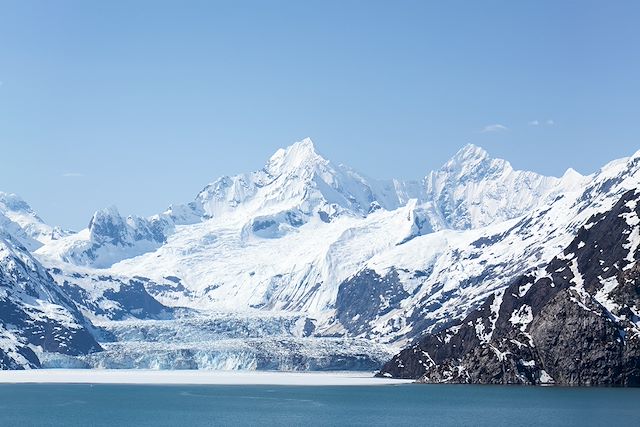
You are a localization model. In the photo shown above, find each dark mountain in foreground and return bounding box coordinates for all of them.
[378,190,640,386]
[0,228,102,369]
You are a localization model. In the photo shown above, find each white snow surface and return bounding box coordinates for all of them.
[0,192,69,250]
[7,140,640,369]
[36,140,640,344]
[0,369,412,385]
[38,206,174,268]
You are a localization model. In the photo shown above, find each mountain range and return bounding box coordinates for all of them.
[1,139,638,384]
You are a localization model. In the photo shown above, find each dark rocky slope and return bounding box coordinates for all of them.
[378,190,640,386]
[50,269,174,321]
[0,232,102,369]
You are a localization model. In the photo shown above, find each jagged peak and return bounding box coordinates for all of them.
[293,136,317,152]
[561,167,584,181]
[556,167,588,192]
[562,167,580,177]
[88,206,124,229]
[0,191,53,237]
[451,143,490,163]
[266,137,327,174]
[437,144,511,181]
[0,192,35,215]
[93,205,122,218]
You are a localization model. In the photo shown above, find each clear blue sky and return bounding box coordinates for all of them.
[1,1,639,230]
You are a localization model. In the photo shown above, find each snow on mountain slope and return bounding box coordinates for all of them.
[38,139,581,272]
[108,200,431,315]
[38,139,423,268]
[34,140,596,347]
[0,192,69,249]
[379,188,640,385]
[38,207,175,268]
[0,229,101,369]
[15,139,640,373]
[424,144,585,230]
[333,148,640,345]
[187,138,419,221]
[0,212,41,252]
[47,264,175,323]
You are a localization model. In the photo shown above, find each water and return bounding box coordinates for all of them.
[0,384,638,426]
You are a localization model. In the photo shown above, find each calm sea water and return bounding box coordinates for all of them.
[0,384,637,426]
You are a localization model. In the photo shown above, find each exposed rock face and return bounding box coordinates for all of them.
[0,233,102,369]
[51,269,173,321]
[379,190,640,386]
[335,269,409,336]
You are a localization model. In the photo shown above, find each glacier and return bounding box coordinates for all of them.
[5,138,640,371]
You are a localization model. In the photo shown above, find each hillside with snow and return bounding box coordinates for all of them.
[2,138,640,374]
[0,226,101,368]
[37,140,585,317]
[379,188,640,386]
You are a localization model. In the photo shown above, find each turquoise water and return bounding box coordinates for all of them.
[0,384,638,426]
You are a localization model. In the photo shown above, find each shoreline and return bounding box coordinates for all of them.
[0,369,414,386]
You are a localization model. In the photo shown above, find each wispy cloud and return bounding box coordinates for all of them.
[529,119,554,126]
[480,124,508,133]
[62,172,84,178]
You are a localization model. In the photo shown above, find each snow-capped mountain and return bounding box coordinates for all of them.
[379,188,640,386]
[0,192,70,251]
[35,140,585,322]
[424,144,585,230]
[41,206,175,268]
[4,138,640,376]
[332,146,640,344]
[187,138,418,221]
[0,211,40,253]
[0,229,101,369]
[38,140,582,271]
[40,139,422,269]
[35,140,590,341]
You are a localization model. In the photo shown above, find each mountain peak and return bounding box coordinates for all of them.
[450,144,490,164]
[0,191,58,247]
[91,205,122,221]
[439,144,509,180]
[562,167,583,181]
[294,137,316,151]
[266,137,325,174]
[87,206,127,239]
[425,144,571,230]
[0,192,36,215]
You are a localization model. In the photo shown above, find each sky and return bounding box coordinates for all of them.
[1,1,639,230]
